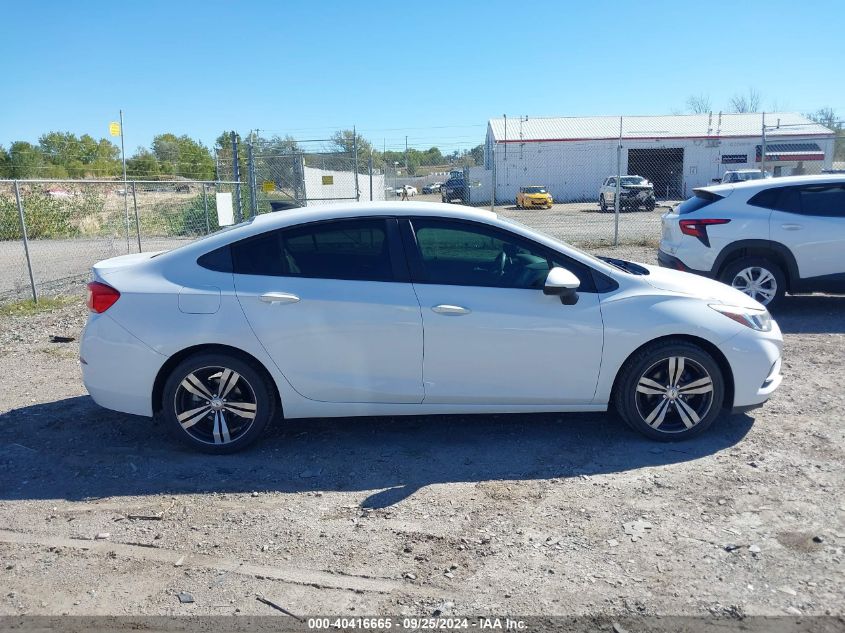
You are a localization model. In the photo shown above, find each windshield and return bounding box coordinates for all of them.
[621,177,646,186]
[736,171,766,181]
[522,187,548,194]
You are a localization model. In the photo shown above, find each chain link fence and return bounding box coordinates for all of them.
[0,179,239,303]
[2,113,837,304]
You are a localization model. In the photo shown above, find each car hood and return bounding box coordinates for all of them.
[641,264,764,309]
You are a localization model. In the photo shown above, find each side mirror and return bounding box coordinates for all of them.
[543,267,580,305]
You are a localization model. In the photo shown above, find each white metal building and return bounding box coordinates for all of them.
[479,112,836,203]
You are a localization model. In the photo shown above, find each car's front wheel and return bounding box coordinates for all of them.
[161,352,276,453]
[599,195,607,212]
[719,257,785,308]
[614,340,725,441]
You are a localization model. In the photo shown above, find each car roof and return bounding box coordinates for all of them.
[702,173,845,194]
[157,201,621,278]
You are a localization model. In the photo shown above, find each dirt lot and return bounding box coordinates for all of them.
[0,246,843,618]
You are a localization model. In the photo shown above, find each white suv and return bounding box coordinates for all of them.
[659,175,845,307]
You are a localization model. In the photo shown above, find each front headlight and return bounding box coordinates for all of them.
[709,304,772,332]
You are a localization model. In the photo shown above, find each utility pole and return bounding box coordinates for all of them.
[231,132,242,223]
[761,112,767,174]
[404,135,408,172]
[118,110,130,251]
[353,125,360,202]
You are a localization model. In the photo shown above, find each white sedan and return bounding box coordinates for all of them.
[81,202,783,453]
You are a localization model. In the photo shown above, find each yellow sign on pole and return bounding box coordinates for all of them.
[322,175,334,185]
[109,122,121,137]
[262,180,276,193]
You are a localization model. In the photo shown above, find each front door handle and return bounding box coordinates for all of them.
[781,223,803,231]
[431,304,471,316]
[260,292,300,305]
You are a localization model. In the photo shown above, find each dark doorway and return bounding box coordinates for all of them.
[628,148,684,199]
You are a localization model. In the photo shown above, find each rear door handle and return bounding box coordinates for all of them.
[431,304,471,316]
[260,292,300,304]
[781,223,803,231]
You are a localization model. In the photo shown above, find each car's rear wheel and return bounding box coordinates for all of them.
[614,340,724,441]
[162,352,276,453]
[719,257,785,308]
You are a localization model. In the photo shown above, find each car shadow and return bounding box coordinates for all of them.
[774,294,845,334]
[0,396,753,507]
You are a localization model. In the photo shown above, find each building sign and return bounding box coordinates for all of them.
[721,154,747,164]
[261,180,276,193]
[109,122,121,137]
[321,175,334,185]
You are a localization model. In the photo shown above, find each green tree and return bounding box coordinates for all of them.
[0,145,9,177]
[8,141,44,178]
[151,133,214,179]
[469,144,484,167]
[126,148,161,178]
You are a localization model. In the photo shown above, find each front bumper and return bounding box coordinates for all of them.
[720,322,784,410]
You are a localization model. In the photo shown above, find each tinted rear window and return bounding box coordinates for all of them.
[677,191,723,215]
[231,219,394,281]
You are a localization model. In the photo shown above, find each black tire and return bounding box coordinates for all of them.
[645,200,656,211]
[719,256,786,309]
[161,352,277,454]
[613,339,725,441]
[599,195,607,212]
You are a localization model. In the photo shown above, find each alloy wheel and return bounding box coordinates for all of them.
[174,366,258,445]
[730,266,777,305]
[634,356,714,434]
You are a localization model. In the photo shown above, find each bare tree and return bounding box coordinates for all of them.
[685,94,712,114]
[729,88,762,113]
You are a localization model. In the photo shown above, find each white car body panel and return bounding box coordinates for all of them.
[411,284,603,404]
[234,275,424,403]
[770,208,845,279]
[80,201,783,425]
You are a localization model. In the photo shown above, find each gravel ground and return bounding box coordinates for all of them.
[0,246,843,618]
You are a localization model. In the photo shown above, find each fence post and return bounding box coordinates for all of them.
[760,112,767,175]
[14,180,38,303]
[202,183,210,233]
[231,132,242,223]
[247,139,257,218]
[131,182,142,252]
[490,144,496,212]
[353,127,360,202]
[614,116,622,247]
[368,154,373,201]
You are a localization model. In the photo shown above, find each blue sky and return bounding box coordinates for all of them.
[2,0,843,155]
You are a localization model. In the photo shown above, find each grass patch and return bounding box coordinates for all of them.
[0,295,80,317]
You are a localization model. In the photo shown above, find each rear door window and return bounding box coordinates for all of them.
[231,219,395,281]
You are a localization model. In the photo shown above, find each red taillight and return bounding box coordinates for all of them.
[86,281,120,313]
[679,218,731,238]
